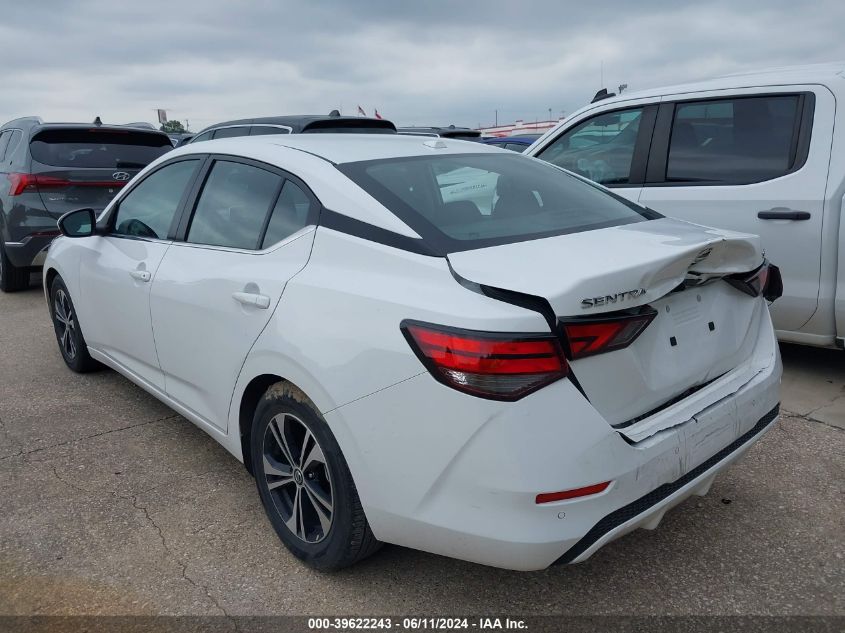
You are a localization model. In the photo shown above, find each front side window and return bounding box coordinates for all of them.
[339,153,654,252]
[666,95,800,184]
[537,108,643,185]
[113,160,199,239]
[187,160,282,249]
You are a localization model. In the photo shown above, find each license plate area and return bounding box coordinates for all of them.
[682,398,738,474]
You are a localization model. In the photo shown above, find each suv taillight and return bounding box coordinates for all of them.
[560,308,657,360]
[401,321,568,401]
[7,173,71,196]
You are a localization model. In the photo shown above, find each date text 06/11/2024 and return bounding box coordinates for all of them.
[307,617,529,630]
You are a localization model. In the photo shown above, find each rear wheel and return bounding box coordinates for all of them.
[50,276,102,372]
[251,383,381,570]
[0,241,30,292]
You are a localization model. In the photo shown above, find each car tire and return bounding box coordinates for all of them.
[49,276,102,373]
[0,240,31,292]
[251,382,382,570]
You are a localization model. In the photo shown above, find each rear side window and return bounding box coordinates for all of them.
[187,160,282,249]
[5,130,23,158]
[339,153,654,252]
[212,127,249,139]
[666,95,800,184]
[536,108,643,185]
[113,160,199,239]
[191,131,214,143]
[250,126,290,136]
[29,129,172,168]
[0,131,11,160]
[262,181,312,247]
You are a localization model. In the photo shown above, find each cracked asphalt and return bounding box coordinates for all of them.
[1,282,843,617]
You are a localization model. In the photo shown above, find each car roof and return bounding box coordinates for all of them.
[587,62,845,107]
[527,62,845,152]
[173,133,503,165]
[196,115,396,135]
[0,117,170,138]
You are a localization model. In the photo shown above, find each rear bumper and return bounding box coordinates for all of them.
[555,404,779,564]
[3,234,57,268]
[325,304,781,570]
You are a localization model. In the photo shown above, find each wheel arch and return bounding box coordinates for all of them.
[238,374,324,476]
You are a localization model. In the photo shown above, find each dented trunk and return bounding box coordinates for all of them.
[447,217,769,427]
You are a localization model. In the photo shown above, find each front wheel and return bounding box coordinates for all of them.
[251,383,381,570]
[50,276,102,372]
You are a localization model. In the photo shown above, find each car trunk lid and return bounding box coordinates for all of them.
[447,217,767,426]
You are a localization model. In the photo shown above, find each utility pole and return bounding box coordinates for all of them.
[495,109,498,126]
[600,60,604,89]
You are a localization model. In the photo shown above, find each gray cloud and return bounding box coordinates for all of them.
[1,0,843,130]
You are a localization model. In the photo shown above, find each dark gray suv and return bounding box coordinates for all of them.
[0,117,173,291]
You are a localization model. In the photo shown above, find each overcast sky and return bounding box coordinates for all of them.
[2,0,844,131]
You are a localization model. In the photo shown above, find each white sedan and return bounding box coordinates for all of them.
[44,134,782,570]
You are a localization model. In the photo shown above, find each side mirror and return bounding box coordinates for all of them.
[58,208,96,238]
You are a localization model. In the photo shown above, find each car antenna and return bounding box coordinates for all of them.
[93,116,102,126]
[591,89,616,103]
[328,109,340,117]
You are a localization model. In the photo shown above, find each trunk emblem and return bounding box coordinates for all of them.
[112,171,131,181]
[581,288,646,309]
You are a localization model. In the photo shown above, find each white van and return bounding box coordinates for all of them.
[527,63,845,349]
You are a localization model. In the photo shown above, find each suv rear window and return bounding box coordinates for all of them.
[30,129,172,168]
[338,153,655,252]
[302,119,396,134]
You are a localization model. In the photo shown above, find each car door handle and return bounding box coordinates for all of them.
[232,291,271,309]
[129,269,151,282]
[757,209,811,221]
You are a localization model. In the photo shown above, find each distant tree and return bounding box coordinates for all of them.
[160,120,186,133]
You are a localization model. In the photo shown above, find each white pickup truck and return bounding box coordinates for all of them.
[526,63,845,349]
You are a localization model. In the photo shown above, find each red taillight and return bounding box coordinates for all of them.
[7,173,38,196]
[402,321,568,401]
[561,309,657,360]
[726,261,782,302]
[535,481,611,504]
[6,173,124,196]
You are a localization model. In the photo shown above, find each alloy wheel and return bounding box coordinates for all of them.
[262,413,334,543]
[54,289,77,360]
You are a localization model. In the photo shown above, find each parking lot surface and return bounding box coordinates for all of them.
[1,282,843,617]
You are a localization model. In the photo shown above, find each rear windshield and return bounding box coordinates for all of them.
[338,153,656,252]
[302,120,396,134]
[30,129,172,168]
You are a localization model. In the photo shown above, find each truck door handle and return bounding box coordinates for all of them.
[129,269,151,282]
[757,209,811,221]
[232,291,271,309]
